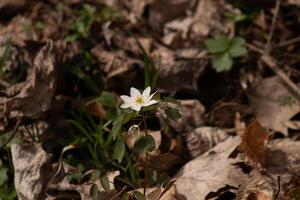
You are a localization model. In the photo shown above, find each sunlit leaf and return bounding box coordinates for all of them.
[205,36,229,53]
[212,53,233,72]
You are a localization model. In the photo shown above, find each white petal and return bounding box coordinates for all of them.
[120,103,131,108]
[149,91,157,100]
[120,95,132,103]
[142,87,151,99]
[132,104,141,111]
[130,87,141,98]
[144,99,157,106]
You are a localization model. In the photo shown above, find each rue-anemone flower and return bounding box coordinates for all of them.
[120,87,157,111]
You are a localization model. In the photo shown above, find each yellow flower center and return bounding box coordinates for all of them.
[134,96,144,105]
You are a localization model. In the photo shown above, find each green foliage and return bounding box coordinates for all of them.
[133,191,146,200]
[111,114,124,141]
[99,6,119,22]
[133,35,160,89]
[121,193,130,200]
[113,139,125,163]
[0,161,8,186]
[89,184,99,200]
[0,160,17,200]
[67,162,85,183]
[101,174,110,192]
[205,36,247,72]
[66,4,96,41]
[225,12,247,22]
[69,51,104,95]
[165,107,182,121]
[134,135,156,155]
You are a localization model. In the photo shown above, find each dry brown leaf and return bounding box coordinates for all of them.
[175,136,248,200]
[238,121,269,168]
[149,153,181,172]
[246,192,272,200]
[191,0,233,39]
[147,0,191,31]
[11,143,53,200]
[186,127,229,158]
[0,41,56,119]
[247,76,300,136]
[152,46,206,93]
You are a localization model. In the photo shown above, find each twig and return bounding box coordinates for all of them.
[276,36,300,48]
[110,186,127,200]
[261,55,300,102]
[265,0,281,53]
[247,43,300,102]
[274,176,281,200]
[0,119,21,150]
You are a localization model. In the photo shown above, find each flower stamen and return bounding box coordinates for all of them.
[134,96,144,105]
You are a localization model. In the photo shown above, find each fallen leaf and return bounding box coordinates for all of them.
[186,126,230,158]
[191,0,233,39]
[246,192,272,200]
[170,100,205,133]
[147,0,191,31]
[175,136,247,200]
[11,143,53,200]
[152,46,206,93]
[238,121,269,168]
[247,76,300,136]
[0,41,56,119]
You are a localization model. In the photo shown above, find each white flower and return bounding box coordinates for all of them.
[120,87,157,111]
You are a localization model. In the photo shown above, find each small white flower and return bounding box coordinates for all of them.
[120,87,157,111]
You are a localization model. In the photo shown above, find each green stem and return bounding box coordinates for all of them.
[142,113,148,195]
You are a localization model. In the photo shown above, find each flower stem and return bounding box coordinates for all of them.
[142,113,148,195]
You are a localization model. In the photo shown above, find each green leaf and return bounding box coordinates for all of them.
[99,91,116,108]
[121,193,130,200]
[165,108,182,121]
[113,140,125,163]
[101,175,110,192]
[212,53,233,72]
[205,36,229,53]
[111,114,124,141]
[91,169,101,181]
[225,12,247,22]
[0,167,8,186]
[89,184,99,200]
[133,191,146,200]
[134,135,156,155]
[229,37,247,57]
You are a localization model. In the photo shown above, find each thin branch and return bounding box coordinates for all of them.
[265,0,281,53]
[261,55,300,102]
[247,43,300,103]
[276,36,300,48]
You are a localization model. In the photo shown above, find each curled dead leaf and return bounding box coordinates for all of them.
[238,121,269,168]
[0,41,56,119]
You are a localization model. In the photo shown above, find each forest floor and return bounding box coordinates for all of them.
[0,0,300,199]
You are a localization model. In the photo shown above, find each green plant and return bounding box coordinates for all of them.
[66,4,96,41]
[205,35,247,72]
[0,127,21,200]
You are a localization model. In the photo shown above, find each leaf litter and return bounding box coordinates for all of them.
[0,0,300,199]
